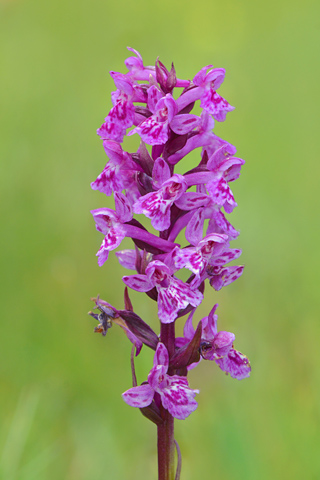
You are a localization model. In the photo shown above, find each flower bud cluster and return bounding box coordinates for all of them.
[90,48,250,421]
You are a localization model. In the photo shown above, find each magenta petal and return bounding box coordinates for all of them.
[193,65,213,85]
[94,218,126,263]
[152,157,171,187]
[125,47,144,70]
[205,68,226,89]
[96,242,109,266]
[145,260,172,280]
[168,277,203,311]
[153,342,169,368]
[198,233,228,257]
[115,249,137,269]
[170,114,200,135]
[130,116,169,145]
[213,331,235,356]
[207,177,235,209]
[212,248,242,266]
[207,210,239,240]
[91,163,123,196]
[173,247,204,275]
[202,304,218,339]
[207,143,237,171]
[105,226,125,249]
[97,121,126,143]
[148,364,168,390]
[108,95,135,129]
[201,89,235,121]
[183,310,196,340]
[122,274,154,292]
[186,208,205,245]
[156,274,203,324]
[102,140,125,163]
[138,195,172,231]
[114,192,133,223]
[172,277,203,308]
[222,265,245,286]
[147,201,171,232]
[110,74,134,96]
[217,156,245,182]
[91,168,112,196]
[175,192,208,211]
[209,265,244,290]
[215,348,251,380]
[157,288,180,324]
[161,95,178,122]
[161,376,199,420]
[148,85,163,113]
[122,384,154,408]
[207,142,236,170]
[91,208,116,234]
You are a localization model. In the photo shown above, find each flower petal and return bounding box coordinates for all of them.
[102,140,126,164]
[129,116,169,145]
[91,162,122,196]
[108,92,135,129]
[134,190,172,231]
[213,330,236,355]
[208,331,235,359]
[157,288,180,324]
[183,310,196,340]
[122,274,154,292]
[207,178,237,213]
[175,192,208,211]
[97,120,126,143]
[158,277,203,324]
[148,85,163,114]
[152,157,171,188]
[96,241,109,266]
[114,192,133,223]
[115,249,137,270]
[201,303,218,339]
[209,265,244,291]
[148,364,168,391]
[186,208,205,245]
[207,210,240,240]
[201,89,235,121]
[211,248,242,266]
[170,114,200,135]
[161,376,199,420]
[192,65,213,85]
[206,143,237,171]
[153,342,169,368]
[215,348,251,380]
[122,384,154,408]
[173,247,204,276]
[125,47,144,71]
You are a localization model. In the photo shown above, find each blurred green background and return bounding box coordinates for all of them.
[1,0,319,478]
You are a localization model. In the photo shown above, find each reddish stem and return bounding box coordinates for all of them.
[157,322,176,480]
[157,408,175,480]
